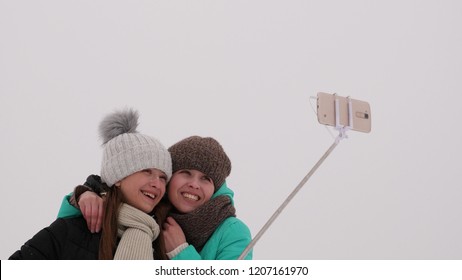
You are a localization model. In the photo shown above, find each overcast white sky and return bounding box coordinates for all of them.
[1,0,461,260]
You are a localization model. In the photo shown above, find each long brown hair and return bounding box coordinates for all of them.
[98,187,122,259]
[152,196,172,260]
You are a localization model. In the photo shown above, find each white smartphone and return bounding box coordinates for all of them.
[316,92,371,133]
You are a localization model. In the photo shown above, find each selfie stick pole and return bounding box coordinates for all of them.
[238,95,352,260]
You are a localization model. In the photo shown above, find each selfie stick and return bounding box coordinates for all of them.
[238,94,353,260]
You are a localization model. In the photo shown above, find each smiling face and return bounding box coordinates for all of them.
[117,168,167,213]
[167,169,215,213]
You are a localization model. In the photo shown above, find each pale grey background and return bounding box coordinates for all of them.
[1,0,461,260]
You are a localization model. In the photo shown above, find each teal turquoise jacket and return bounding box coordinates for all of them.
[57,182,253,260]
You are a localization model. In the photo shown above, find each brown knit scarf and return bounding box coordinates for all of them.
[169,195,236,252]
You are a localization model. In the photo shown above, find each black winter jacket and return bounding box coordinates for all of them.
[9,217,101,259]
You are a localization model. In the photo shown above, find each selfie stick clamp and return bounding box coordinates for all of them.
[238,94,353,260]
[335,94,353,143]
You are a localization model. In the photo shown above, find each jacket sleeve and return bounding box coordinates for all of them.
[171,244,203,260]
[9,218,68,259]
[56,175,105,219]
[216,218,253,260]
[57,193,82,218]
[172,218,253,260]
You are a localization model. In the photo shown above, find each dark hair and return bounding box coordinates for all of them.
[152,196,172,260]
[98,187,122,259]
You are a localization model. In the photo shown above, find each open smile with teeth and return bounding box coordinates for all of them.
[142,191,156,200]
[182,192,199,201]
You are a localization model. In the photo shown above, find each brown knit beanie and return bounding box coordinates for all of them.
[168,136,231,191]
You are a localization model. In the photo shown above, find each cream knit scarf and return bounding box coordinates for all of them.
[114,203,160,260]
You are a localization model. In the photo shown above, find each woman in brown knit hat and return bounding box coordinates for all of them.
[162,136,252,260]
[56,135,252,260]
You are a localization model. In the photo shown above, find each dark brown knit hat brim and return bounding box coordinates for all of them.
[168,136,231,190]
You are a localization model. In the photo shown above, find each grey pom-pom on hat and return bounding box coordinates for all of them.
[99,108,172,187]
[99,109,139,145]
[168,136,231,191]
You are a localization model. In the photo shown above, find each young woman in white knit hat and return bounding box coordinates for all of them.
[10,108,172,259]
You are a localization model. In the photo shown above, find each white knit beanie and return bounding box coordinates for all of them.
[99,108,172,187]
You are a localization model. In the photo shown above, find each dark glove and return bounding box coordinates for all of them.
[84,174,109,194]
[70,174,109,208]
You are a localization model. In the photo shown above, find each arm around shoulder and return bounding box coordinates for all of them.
[57,193,82,218]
